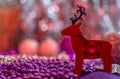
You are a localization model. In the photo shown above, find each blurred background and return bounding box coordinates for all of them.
[0,0,120,61]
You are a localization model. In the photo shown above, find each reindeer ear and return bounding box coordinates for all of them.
[76,22,82,27]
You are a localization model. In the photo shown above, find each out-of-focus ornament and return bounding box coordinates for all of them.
[60,36,74,59]
[0,0,20,52]
[38,37,59,57]
[18,39,39,56]
[112,64,120,74]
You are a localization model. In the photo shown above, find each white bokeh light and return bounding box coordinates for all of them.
[20,0,27,4]
[29,11,36,19]
[40,24,48,31]
[47,7,55,14]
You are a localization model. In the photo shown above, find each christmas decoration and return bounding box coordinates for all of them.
[18,39,39,56]
[0,55,120,79]
[38,37,59,57]
[0,0,120,78]
[0,0,20,51]
[61,5,112,77]
[0,55,78,79]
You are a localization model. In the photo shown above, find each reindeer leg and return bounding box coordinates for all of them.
[103,53,112,73]
[74,55,83,77]
[102,45,112,73]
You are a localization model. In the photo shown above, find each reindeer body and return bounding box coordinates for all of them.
[61,22,112,77]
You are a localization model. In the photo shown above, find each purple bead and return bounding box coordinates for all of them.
[34,73,39,76]
[16,77,22,79]
[58,71,64,75]
[0,75,6,79]
[64,74,69,78]
[34,76,42,79]
[51,72,57,76]
[50,76,55,79]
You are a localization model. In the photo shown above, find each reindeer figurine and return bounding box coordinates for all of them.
[61,5,112,77]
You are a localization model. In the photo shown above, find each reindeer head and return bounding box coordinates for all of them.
[61,5,86,36]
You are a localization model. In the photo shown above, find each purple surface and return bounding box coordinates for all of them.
[81,71,120,79]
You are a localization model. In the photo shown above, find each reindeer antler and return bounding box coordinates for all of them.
[70,5,86,25]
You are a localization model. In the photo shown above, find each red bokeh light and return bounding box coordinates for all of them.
[98,8,105,15]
